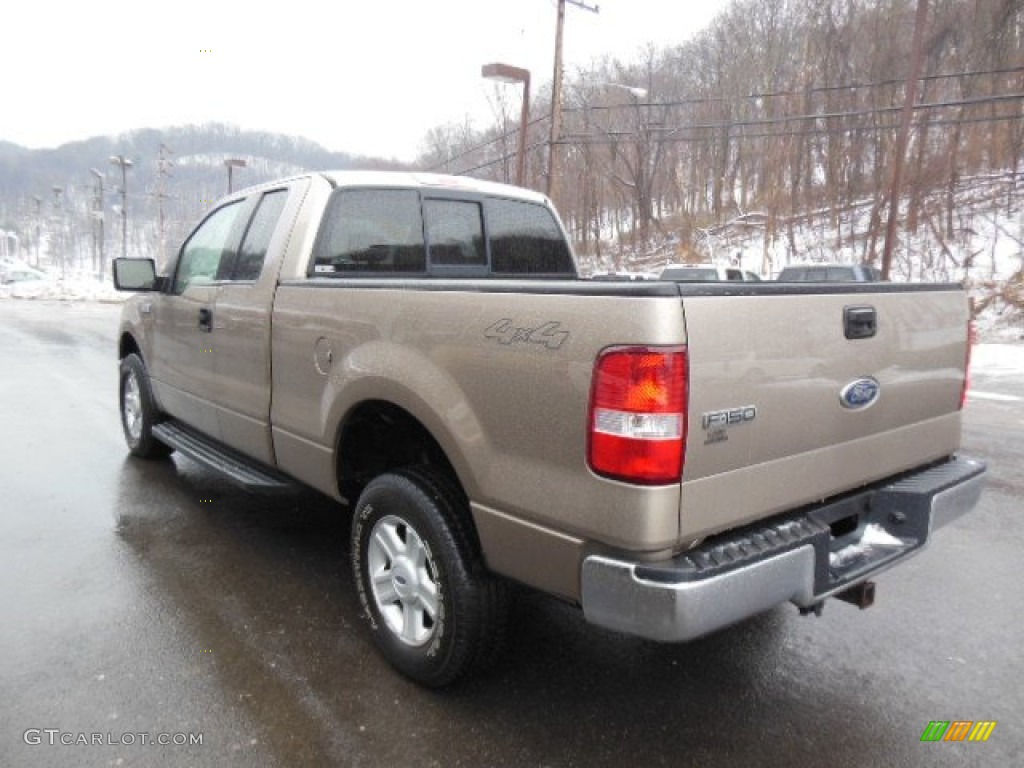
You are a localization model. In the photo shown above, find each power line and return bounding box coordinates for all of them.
[425,115,550,171]
[557,92,1024,142]
[443,105,1022,176]
[453,140,550,176]
[426,69,1023,173]
[558,112,1024,147]
[561,65,1024,114]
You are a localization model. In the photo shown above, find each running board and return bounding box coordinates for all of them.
[152,420,300,495]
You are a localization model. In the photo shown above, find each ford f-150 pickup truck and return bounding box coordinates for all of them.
[113,171,985,686]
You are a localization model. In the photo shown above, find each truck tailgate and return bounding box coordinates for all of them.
[678,285,969,541]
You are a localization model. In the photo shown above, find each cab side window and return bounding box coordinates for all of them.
[424,199,485,267]
[487,199,574,276]
[312,190,426,274]
[172,201,247,293]
[230,190,288,281]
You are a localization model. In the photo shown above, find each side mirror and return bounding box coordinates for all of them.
[112,258,159,291]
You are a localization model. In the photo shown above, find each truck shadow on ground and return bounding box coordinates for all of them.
[112,455,914,768]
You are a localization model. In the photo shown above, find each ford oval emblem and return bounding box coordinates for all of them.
[840,377,881,410]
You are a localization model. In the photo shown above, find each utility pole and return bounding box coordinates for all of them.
[881,0,928,279]
[32,195,42,268]
[546,0,599,204]
[156,144,174,270]
[52,186,65,278]
[90,169,105,278]
[110,155,133,260]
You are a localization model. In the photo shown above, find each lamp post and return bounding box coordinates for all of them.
[481,62,531,187]
[109,155,132,260]
[224,158,247,194]
[90,168,105,278]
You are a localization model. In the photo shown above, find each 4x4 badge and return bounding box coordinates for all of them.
[484,319,569,350]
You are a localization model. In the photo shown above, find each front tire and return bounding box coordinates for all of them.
[351,467,508,687]
[119,353,173,459]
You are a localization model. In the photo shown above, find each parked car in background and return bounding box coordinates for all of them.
[0,264,47,285]
[589,270,655,281]
[0,264,53,299]
[777,264,883,282]
[660,264,760,282]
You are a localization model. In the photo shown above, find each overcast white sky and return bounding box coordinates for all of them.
[2,0,732,162]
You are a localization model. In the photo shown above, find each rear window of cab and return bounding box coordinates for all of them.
[310,188,574,278]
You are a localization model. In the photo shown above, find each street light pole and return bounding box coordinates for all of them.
[482,63,531,187]
[224,158,247,194]
[109,155,132,260]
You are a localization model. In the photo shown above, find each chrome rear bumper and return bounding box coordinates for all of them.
[581,456,986,642]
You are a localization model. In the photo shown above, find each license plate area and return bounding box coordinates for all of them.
[810,494,869,551]
[809,490,922,591]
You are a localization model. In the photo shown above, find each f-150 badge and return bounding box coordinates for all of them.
[702,405,757,444]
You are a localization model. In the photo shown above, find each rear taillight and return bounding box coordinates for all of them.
[960,317,974,410]
[587,346,688,485]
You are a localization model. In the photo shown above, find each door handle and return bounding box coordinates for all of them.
[198,307,213,332]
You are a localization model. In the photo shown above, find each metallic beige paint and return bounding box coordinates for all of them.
[270,286,688,552]
[679,291,968,539]
[117,171,972,602]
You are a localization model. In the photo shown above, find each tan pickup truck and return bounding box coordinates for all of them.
[113,171,985,686]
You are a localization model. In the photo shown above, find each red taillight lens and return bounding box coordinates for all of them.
[960,317,974,410]
[588,346,688,484]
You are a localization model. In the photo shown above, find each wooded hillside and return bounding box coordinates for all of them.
[420,0,1023,283]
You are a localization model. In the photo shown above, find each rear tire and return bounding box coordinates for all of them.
[351,466,508,687]
[119,353,173,459]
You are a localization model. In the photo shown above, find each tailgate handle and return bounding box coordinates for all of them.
[844,306,876,340]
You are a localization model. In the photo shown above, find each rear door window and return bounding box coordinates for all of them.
[312,189,426,274]
[424,199,486,269]
[487,198,574,276]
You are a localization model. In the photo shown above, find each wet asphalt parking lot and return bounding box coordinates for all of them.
[1,298,1022,767]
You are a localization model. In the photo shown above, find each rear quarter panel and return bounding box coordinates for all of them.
[270,283,689,557]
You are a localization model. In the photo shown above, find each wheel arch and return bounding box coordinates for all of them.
[335,399,465,505]
[119,331,142,362]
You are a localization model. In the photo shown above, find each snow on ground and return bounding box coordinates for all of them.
[583,172,1023,342]
[0,260,126,304]
[972,343,1024,375]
